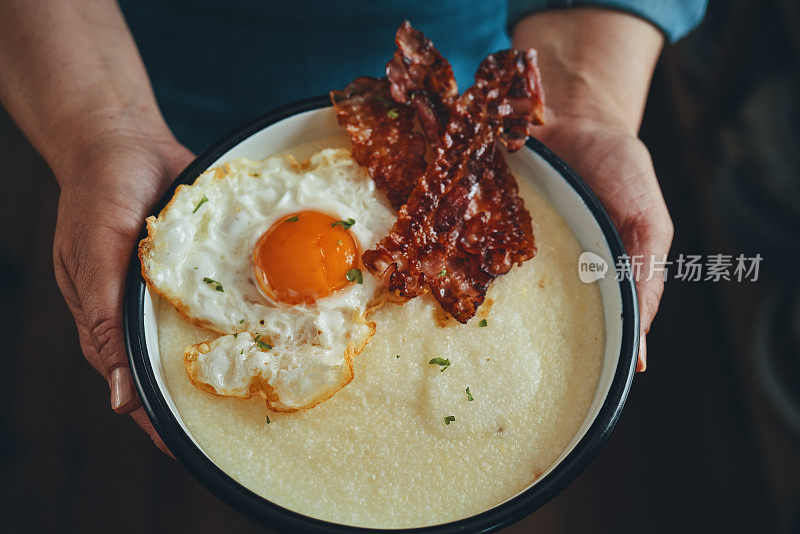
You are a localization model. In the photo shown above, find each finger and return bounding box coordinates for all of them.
[54,253,99,374]
[71,227,141,413]
[620,208,673,371]
[73,314,106,375]
[54,209,144,415]
[110,367,143,414]
[131,407,173,458]
[53,244,99,370]
[74,305,142,414]
[53,246,83,321]
[635,262,667,331]
[637,333,647,372]
[634,279,661,372]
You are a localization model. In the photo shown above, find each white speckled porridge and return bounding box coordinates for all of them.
[155,140,604,529]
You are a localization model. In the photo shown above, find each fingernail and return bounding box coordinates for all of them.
[110,367,135,411]
[636,332,647,372]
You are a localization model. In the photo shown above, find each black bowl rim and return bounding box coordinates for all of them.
[123,95,639,534]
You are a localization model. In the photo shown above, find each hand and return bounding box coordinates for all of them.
[0,0,196,451]
[52,128,194,452]
[514,8,672,370]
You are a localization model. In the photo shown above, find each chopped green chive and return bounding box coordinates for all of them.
[444,415,455,425]
[478,319,488,328]
[346,268,363,284]
[266,415,271,424]
[193,194,209,213]
[253,333,272,350]
[239,319,245,324]
[336,239,343,245]
[429,357,451,372]
[396,354,400,359]
[233,332,238,339]
[466,387,474,401]
[285,215,299,222]
[387,108,399,119]
[438,268,447,278]
[203,277,224,292]
[331,218,355,229]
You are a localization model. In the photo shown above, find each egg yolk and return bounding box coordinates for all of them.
[253,211,360,305]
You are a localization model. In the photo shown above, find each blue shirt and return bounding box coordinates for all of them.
[120,0,706,152]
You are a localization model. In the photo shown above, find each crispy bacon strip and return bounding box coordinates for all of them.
[362,49,545,323]
[386,21,458,143]
[477,49,545,151]
[331,22,458,209]
[330,77,427,210]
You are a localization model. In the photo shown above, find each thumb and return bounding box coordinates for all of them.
[76,228,142,414]
[619,210,673,372]
[632,258,666,372]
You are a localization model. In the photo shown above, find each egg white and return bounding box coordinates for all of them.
[139,149,395,410]
[183,331,368,411]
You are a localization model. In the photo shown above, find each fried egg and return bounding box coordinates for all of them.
[139,149,395,411]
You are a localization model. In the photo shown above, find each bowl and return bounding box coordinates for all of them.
[123,96,639,533]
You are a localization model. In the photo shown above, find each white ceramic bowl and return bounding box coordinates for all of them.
[124,97,639,533]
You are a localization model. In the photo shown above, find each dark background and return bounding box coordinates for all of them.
[1,0,798,532]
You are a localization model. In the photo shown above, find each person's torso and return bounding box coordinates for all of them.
[120,0,511,151]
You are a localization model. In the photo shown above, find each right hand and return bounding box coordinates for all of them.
[52,126,194,454]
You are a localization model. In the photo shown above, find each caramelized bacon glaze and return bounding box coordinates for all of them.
[334,23,545,323]
[386,21,458,143]
[330,77,427,210]
[476,49,545,151]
